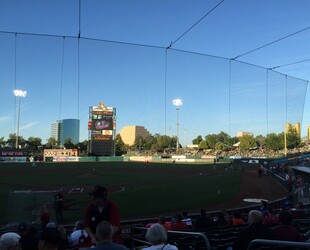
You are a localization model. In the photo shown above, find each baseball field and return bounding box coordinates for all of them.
[0,161,287,226]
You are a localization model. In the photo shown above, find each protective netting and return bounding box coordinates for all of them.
[7,191,56,225]
[0,35,308,145]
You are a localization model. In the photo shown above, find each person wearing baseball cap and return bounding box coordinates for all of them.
[84,186,121,245]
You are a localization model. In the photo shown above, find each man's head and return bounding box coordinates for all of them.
[18,221,28,236]
[173,213,183,223]
[0,233,21,250]
[96,221,113,242]
[90,186,107,206]
[146,224,167,245]
[278,210,293,225]
[248,210,264,225]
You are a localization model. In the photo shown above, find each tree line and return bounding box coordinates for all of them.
[192,125,301,151]
[0,124,302,156]
[0,134,88,155]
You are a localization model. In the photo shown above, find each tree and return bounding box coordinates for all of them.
[75,140,88,154]
[64,138,75,149]
[192,135,203,145]
[151,134,176,152]
[198,140,207,149]
[0,137,6,148]
[114,134,127,156]
[45,137,59,149]
[143,136,157,150]
[286,125,301,148]
[133,136,145,151]
[265,133,282,150]
[256,135,266,149]
[6,133,26,148]
[216,131,232,146]
[239,135,257,150]
[26,136,42,152]
[215,141,226,151]
[205,134,217,149]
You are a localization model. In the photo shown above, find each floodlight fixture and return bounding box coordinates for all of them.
[172,98,183,109]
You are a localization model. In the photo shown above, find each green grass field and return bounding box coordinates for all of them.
[0,161,241,225]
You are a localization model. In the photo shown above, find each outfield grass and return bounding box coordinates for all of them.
[0,161,241,225]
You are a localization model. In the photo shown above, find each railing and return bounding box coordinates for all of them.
[131,226,211,250]
[247,239,310,250]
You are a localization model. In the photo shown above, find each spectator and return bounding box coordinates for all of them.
[158,216,171,231]
[53,192,64,225]
[234,210,271,250]
[231,212,244,226]
[194,209,213,230]
[18,221,38,250]
[181,211,192,229]
[170,214,188,231]
[262,208,279,226]
[57,226,68,250]
[282,195,294,209]
[33,205,50,230]
[93,221,127,250]
[84,186,121,244]
[38,227,61,250]
[143,224,178,250]
[0,233,21,250]
[259,200,268,215]
[69,220,88,248]
[272,210,305,242]
[214,210,230,227]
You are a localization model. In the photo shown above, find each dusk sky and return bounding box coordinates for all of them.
[0,0,310,145]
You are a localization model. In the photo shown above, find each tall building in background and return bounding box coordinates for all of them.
[118,125,151,146]
[51,119,80,146]
[308,126,310,140]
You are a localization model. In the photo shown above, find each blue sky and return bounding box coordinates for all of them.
[0,0,310,145]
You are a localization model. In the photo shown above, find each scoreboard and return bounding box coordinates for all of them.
[88,102,116,156]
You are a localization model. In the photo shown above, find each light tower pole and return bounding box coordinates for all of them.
[14,89,27,149]
[172,98,183,153]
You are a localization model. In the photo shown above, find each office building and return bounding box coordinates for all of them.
[118,125,151,146]
[237,131,253,137]
[51,119,80,146]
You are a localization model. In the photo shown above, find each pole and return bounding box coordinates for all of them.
[284,125,287,157]
[16,96,21,148]
[176,107,179,152]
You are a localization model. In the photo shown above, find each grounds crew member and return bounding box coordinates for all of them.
[84,185,121,244]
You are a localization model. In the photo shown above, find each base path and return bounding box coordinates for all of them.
[204,167,288,211]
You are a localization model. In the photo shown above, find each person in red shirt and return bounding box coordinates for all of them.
[262,208,279,226]
[158,216,171,231]
[84,186,121,244]
[272,210,304,242]
[231,212,244,226]
[170,213,188,231]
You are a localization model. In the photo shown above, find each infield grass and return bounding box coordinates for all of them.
[0,161,241,225]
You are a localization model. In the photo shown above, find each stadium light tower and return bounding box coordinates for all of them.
[14,89,27,149]
[172,98,183,153]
